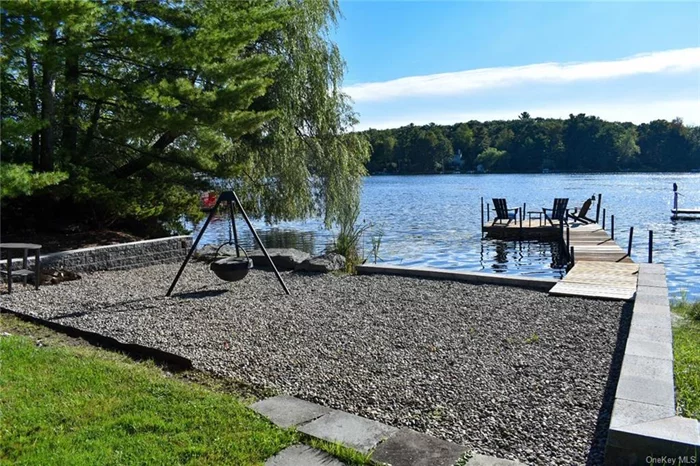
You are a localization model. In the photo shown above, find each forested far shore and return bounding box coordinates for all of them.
[361,113,700,174]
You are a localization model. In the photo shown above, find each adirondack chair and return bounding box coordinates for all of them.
[542,198,569,226]
[568,198,594,224]
[491,198,519,227]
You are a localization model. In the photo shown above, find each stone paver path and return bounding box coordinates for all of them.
[253,395,522,466]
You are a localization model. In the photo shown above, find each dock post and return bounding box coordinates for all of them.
[569,246,575,270]
[481,197,484,237]
[596,193,602,223]
[627,226,634,257]
[602,208,606,229]
[519,204,524,239]
[559,217,564,243]
[566,223,570,248]
[648,230,653,263]
[486,203,490,222]
[611,215,615,240]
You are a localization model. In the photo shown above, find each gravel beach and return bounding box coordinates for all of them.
[1,263,630,465]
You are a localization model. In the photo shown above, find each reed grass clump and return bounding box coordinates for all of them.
[330,202,370,273]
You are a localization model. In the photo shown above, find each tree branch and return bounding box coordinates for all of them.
[111,131,178,179]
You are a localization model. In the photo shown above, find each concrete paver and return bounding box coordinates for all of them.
[298,410,398,454]
[370,428,467,466]
[265,445,346,466]
[250,395,332,428]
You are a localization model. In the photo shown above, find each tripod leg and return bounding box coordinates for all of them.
[167,199,220,296]
[229,201,240,258]
[231,191,291,295]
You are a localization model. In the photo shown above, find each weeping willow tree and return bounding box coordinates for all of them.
[220,0,370,227]
[1,0,369,236]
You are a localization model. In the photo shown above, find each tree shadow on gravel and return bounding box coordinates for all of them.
[585,300,634,466]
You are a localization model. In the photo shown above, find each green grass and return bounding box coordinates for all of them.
[0,331,297,465]
[305,438,374,465]
[671,299,700,420]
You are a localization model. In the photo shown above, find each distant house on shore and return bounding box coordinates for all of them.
[446,150,464,172]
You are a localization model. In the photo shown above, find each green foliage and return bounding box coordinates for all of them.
[0,334,297,465]
[363,114,700,174]
[671,298,700,420]
[1,0,369,235]
[369,226,384,264]
[330,200,370,273]
[674,295,700,323]
[475,147,509,172]
[0,163,68,199]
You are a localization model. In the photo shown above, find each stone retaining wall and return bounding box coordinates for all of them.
[1,236,192,273]
[604,263,700,463]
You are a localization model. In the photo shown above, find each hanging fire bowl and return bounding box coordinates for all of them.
[209,243,252,282]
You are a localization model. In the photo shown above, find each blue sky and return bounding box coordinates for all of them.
[332,1,700,130]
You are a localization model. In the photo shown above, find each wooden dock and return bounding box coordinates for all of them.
[550,222,638,301]
[563,223,633,263]
[482,219,561,241]
[671,208,700,220]
[480,195,639,300]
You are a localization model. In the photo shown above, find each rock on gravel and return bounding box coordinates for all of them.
[1,263,631,465]
[248,248,310,270]
[295,253,346,273]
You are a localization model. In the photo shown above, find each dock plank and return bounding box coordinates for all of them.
[552,221,638,300]
[549,282,636,301]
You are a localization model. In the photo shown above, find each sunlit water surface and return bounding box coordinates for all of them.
[193,173,700,299]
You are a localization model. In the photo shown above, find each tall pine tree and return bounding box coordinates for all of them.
[1,0,370,234]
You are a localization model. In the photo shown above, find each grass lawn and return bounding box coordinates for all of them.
[0,314,296,465]
[671,299,700,420]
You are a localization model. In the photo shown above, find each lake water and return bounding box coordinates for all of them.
[194,173,700,299]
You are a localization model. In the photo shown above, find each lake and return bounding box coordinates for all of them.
[194,173,700,299]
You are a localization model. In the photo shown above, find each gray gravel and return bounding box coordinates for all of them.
[1,263,630,465]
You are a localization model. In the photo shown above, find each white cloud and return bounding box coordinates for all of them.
[345,48,700,102]
[353,98,700,130]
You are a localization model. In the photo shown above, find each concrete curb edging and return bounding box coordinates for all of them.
[1,236,192,273]
[604,263,700,464]
[356,264,558,292]
[0,307,193,370]
[251,395,521,465]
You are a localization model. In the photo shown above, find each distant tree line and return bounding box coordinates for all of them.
[363,112,700,174]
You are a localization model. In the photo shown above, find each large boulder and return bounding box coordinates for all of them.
[193,244,239,263]
[248,248,310,271]
[295,253,346,273]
